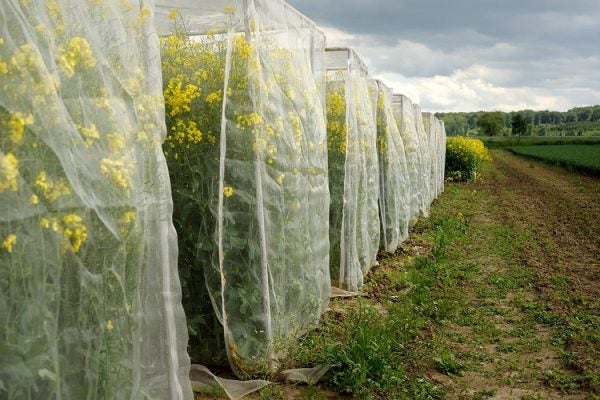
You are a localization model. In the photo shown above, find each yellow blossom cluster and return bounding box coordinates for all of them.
[56,37,97,78]
[8,112,34,144]
[205,91,222,109]
[164,78,201,117]
[234,36,254,60]
[223,186,234,198]
[236,112,263,131]
[78,123,100,147]
[35,171,71,202]
[100,157,131,193]
[40,214,88,253]
[376,95,389,155]
[0,153,19,193]
[169,119,202,146]
[62,214,88,253]
[2,233,16,253]
[326,87,348,154]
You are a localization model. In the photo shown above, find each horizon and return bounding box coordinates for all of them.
[435,105,600,115]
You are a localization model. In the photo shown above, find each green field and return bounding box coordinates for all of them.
[511,144,600,173]
[481,136,600,149]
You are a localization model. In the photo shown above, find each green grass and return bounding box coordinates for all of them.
[482,136,600,149]
[510,144,600,174]
[289,216,471,399]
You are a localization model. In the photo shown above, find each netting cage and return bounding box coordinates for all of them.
[369,80,409,253]
[324,48,379,292]
[438,119,446,194]
[155,0,331,377]
[412,103,433,217]
[0,1,192,399]
[392,94,424,226]
[423,112,444,200]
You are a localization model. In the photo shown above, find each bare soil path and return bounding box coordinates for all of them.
[437,150,600,399]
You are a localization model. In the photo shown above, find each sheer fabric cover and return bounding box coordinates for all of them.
[156,0,331,377]
[325,48,379,292]
[370,81,410,253]
[392,94,423,226]
[412,104,433,217]
[0,1,192,399]
[422,113,446,199]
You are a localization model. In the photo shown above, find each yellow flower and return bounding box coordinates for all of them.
[2,234,16,253]
[35,171,71,201]
[0,153,19,193]
[234,35,254,60]
[34,24,46,34]
[29,194,39,205]
[168,9,179,21]
[119,211,137,225]
[164,78,200,117]
[132,6,152,29]
[100,157,131,193]
[120,0,133,11]
[276,174,285,185]
[106,320,114,331]
[78,123,100,147]
[205,91,222,108]
[223,186,234,198]
[167,119,202,145]
[56,37,96,78]
[63,213,87,253]
[107,133,126,152]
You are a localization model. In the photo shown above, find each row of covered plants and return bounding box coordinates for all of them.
[0,0,447,398]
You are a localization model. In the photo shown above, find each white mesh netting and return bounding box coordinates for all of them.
[392,94,423,226]
[155,0,331,377]
[370,80,410,253]
[0,1,192,399]
[423,113,446,199]
[325,47,379,292]
[413,103,433,217]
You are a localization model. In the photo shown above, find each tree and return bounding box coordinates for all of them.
[564,111,577,123]
[511,113,527,137]
[476,112,504,136]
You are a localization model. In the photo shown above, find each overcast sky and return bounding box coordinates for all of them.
[287,0,600,113]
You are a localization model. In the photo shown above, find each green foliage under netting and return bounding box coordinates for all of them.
[326,80,347,283]
[160,10,330,377]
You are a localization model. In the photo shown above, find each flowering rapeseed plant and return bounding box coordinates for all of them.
[1,2,190,398]
[325,68,380,291]
[445,136,491,182]
[161,11,329,376]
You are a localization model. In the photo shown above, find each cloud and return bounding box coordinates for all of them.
[289,0,600,112]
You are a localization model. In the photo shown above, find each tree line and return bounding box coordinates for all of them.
[437,105,600,137]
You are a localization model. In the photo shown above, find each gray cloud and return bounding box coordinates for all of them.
[288,0,600,111]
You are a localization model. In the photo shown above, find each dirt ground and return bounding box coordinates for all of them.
[196,150,600,399]
[492,150,600,298]
[438,150,600,399]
